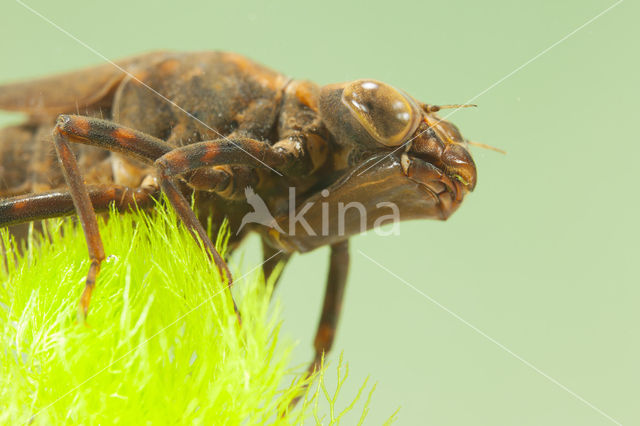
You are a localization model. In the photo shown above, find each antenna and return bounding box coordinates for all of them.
[423,104,477,113]
[466,140,506,154]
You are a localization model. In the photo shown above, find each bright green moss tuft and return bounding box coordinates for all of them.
[0,205,392,425]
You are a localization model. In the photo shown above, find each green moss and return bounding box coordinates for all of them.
[0,205,393,425]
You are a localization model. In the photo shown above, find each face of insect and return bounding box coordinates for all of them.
[318,79,476,190]
[270,80,478,252]
[318,79,476,195]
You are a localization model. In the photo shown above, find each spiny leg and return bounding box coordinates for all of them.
[153,138,302,313]
[55,116,265,193]
[158,176,232,286]
[56,115,297,182]
[155,138,289,177]
[52,115,234,315]
[55,115,173,164]
[152,138,302,286]
[0,185,158,227]
[157,174,240,321]
[54,115,233,257]
[312,240,350,370]
[54,114,229,262]
[288,240,350,410]
[52,126,106,317]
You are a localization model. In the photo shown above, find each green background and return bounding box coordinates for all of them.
[1,0,637,424]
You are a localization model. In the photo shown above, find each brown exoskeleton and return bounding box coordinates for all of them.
[0,51,477,387]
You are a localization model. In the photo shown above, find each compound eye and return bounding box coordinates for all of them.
[342,80,421,147]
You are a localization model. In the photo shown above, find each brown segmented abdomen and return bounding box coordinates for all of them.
[110,51,290,146]
[0,118,125,198]
[0,53,175,196]
[0,51,289,196]
[0,121,112,196]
